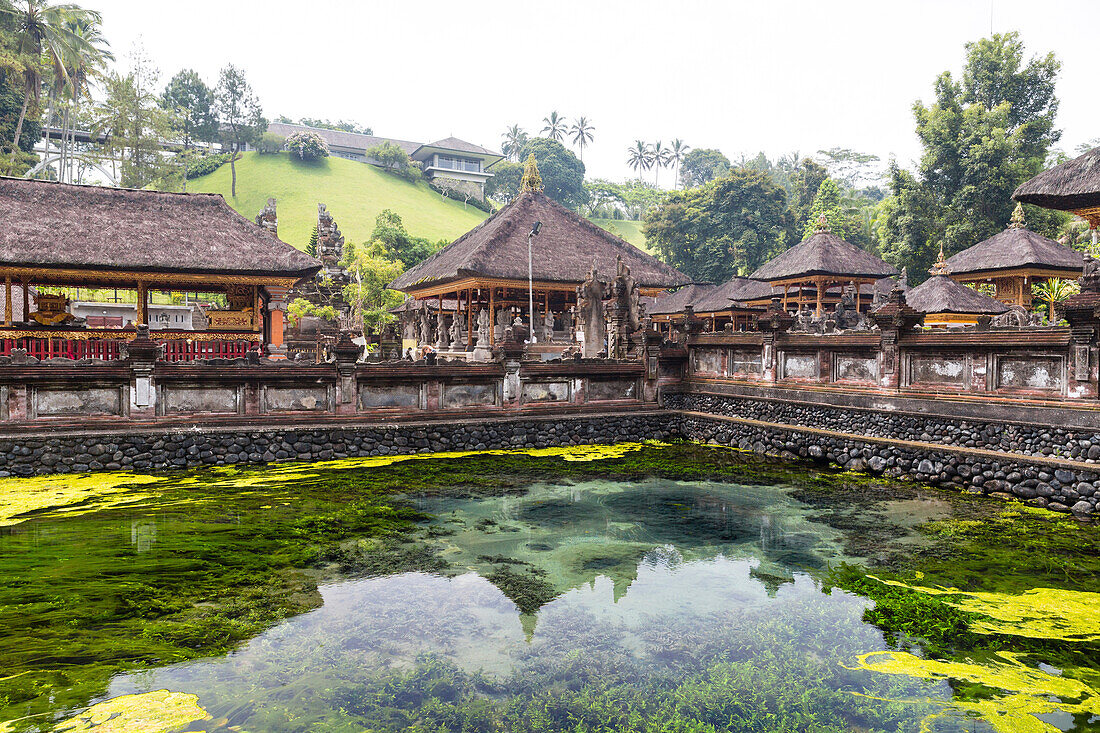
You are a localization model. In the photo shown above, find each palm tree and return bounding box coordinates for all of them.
[668,139,690,189]
[1032,278,1079,323]
[541,111,566,142]
[627,140,650,180]
[570,116,594,162]
[58,12,112,182]
[649,141,670,187]
[501,124,527,162]
[0,1,96,164]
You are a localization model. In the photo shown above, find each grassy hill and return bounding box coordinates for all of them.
[189,152,488,249]
[591,218,649,253]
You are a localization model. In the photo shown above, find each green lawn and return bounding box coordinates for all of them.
[590,218,649,252]
[189,152,488,249]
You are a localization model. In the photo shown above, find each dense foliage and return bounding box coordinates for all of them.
[213,63,265,197]
[284,129,327,160]
[160,68,216,149]
[645,167,793,282]
[678,147,730,188]
[487,137,587,209]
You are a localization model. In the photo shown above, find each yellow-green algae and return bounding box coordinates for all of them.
[867,575,1100,642]
[0,442,663,527]
[50,691,208,732]
[852,650,1100,733]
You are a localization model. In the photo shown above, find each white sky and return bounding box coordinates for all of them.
[92,0,1097,184]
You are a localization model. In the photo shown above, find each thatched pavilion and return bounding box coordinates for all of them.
[1014,145,1100,244]
[905,274,1009,326]
[942,204,1084,309]
[748,217,897,316]
[0,178,319,359]
[389,160,688,347]
[646,283,715,326]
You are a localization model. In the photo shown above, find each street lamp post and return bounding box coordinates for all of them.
[528,220,542,342]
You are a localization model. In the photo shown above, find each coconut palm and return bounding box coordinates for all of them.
[0,1,97,162]
[627,140,650,180]
[570,116,594,162]
[541,111,567,142]
[501,124,527,162]
[649,141,670,187]
[668,139,690,189]
[57,12,112,182]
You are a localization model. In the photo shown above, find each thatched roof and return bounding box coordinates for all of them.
[943,221,1083,277]
[1014,146,1100,212]
[390,190,690,292]
[694,276,772,313]
[0,177,320,279]
[905,276,1009,315]
[645,283,716,315]
[268,122,421,155]
[749,229,897,282]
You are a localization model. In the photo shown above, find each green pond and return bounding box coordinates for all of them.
[1,443,1098,733]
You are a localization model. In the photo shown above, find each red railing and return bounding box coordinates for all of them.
[0,336,260,362]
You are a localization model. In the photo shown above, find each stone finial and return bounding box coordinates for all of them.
[814,214,830,233]
[928,243,949,276]
[1009,202,1026,229]
[256,197,278,235]
[521,153,544,193]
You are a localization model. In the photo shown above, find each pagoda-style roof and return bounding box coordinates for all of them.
[943,214,1083,278]
[0,177,320,282]
[390,190,690,293]
[694,276,772,313]
[646,282,716,315]
[1014,146,1100,217]
[905,275,1009,316]
[748,228,897,283]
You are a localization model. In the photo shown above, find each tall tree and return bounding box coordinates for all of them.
[500,123,527,162]
[627,140,650,180]
[161,69,216,150]
[667,139,689,189]
[541,110,566,142]
[645,167,793,283]
[678,147,729,188]
[802,177,858,241]
[815,147,880,189]
[648,141,670,186]
[213,63,265,197]
[519,137,587,210]
[569,116,594,162]
[56,10,110,183]
[878,33,1062,279]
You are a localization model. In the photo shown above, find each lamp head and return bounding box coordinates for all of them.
[530,221,542,237]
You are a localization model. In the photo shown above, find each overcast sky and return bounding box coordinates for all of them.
[91,0,1097,184]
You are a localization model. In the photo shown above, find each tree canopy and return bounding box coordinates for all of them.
[678,148,730,188]
[515,137,587,209]
[644,168,792,283]
[160,68,215,149]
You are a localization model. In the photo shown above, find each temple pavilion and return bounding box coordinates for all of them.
[905,274,1009,326]
[941,203,1084,309]
[389,158,689,347]
[748,216,898,315]
[0,178,320,359]
[1014,145,1100,245]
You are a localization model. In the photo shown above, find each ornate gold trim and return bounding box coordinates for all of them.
[0,329,262,342]
[0,266,303,289]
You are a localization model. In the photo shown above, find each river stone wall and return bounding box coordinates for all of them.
[665,391,1100,463]
[673,398,1099,515]
[0,412,674,478]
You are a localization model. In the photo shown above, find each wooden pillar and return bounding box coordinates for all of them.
[488,287,495,345]
[136,282,148,325]
[782,283,789,309]
[466,288,473,349]
[254,286,262,332]
[854,279,861,313]
[815,278,823,316]
[4,276,11,326]
[21,279,29,323]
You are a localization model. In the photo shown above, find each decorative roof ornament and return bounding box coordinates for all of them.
[814,213,831,233]
[1009,201,1027,229]
[521,153,544,193]
[929,243,949,276]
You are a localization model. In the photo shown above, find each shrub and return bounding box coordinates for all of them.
[184,152,237,180]
[256,132,286,154]
[286,131,329,161]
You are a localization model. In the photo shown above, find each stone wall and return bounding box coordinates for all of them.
[0,411,673,478]
[430,176,484,202]
[677,410,1099,515]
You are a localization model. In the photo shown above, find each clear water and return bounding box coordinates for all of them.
[0,445,1096,732]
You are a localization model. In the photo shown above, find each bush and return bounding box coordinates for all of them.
[256,132,286,154]
[286,131,329,161]
[184,152,237,180]
[428,181,494,213]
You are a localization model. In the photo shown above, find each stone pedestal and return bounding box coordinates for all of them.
[124,325,161,419]
[333,332,362,413]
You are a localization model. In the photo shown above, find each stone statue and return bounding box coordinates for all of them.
[418,305,432,346]
[576,264,607,358]
[833,286,867,331]
[496,307,509,337]
[1081,254,1100,293]
[992,305,1029,328]
[606,255,642,359]
[476,308,491,346]
[449,312,463,347]
[794,307,815,333]
[543,310,555,340]
[898,267,908,290]
[436,315,450,350]
[255,198,278,235]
